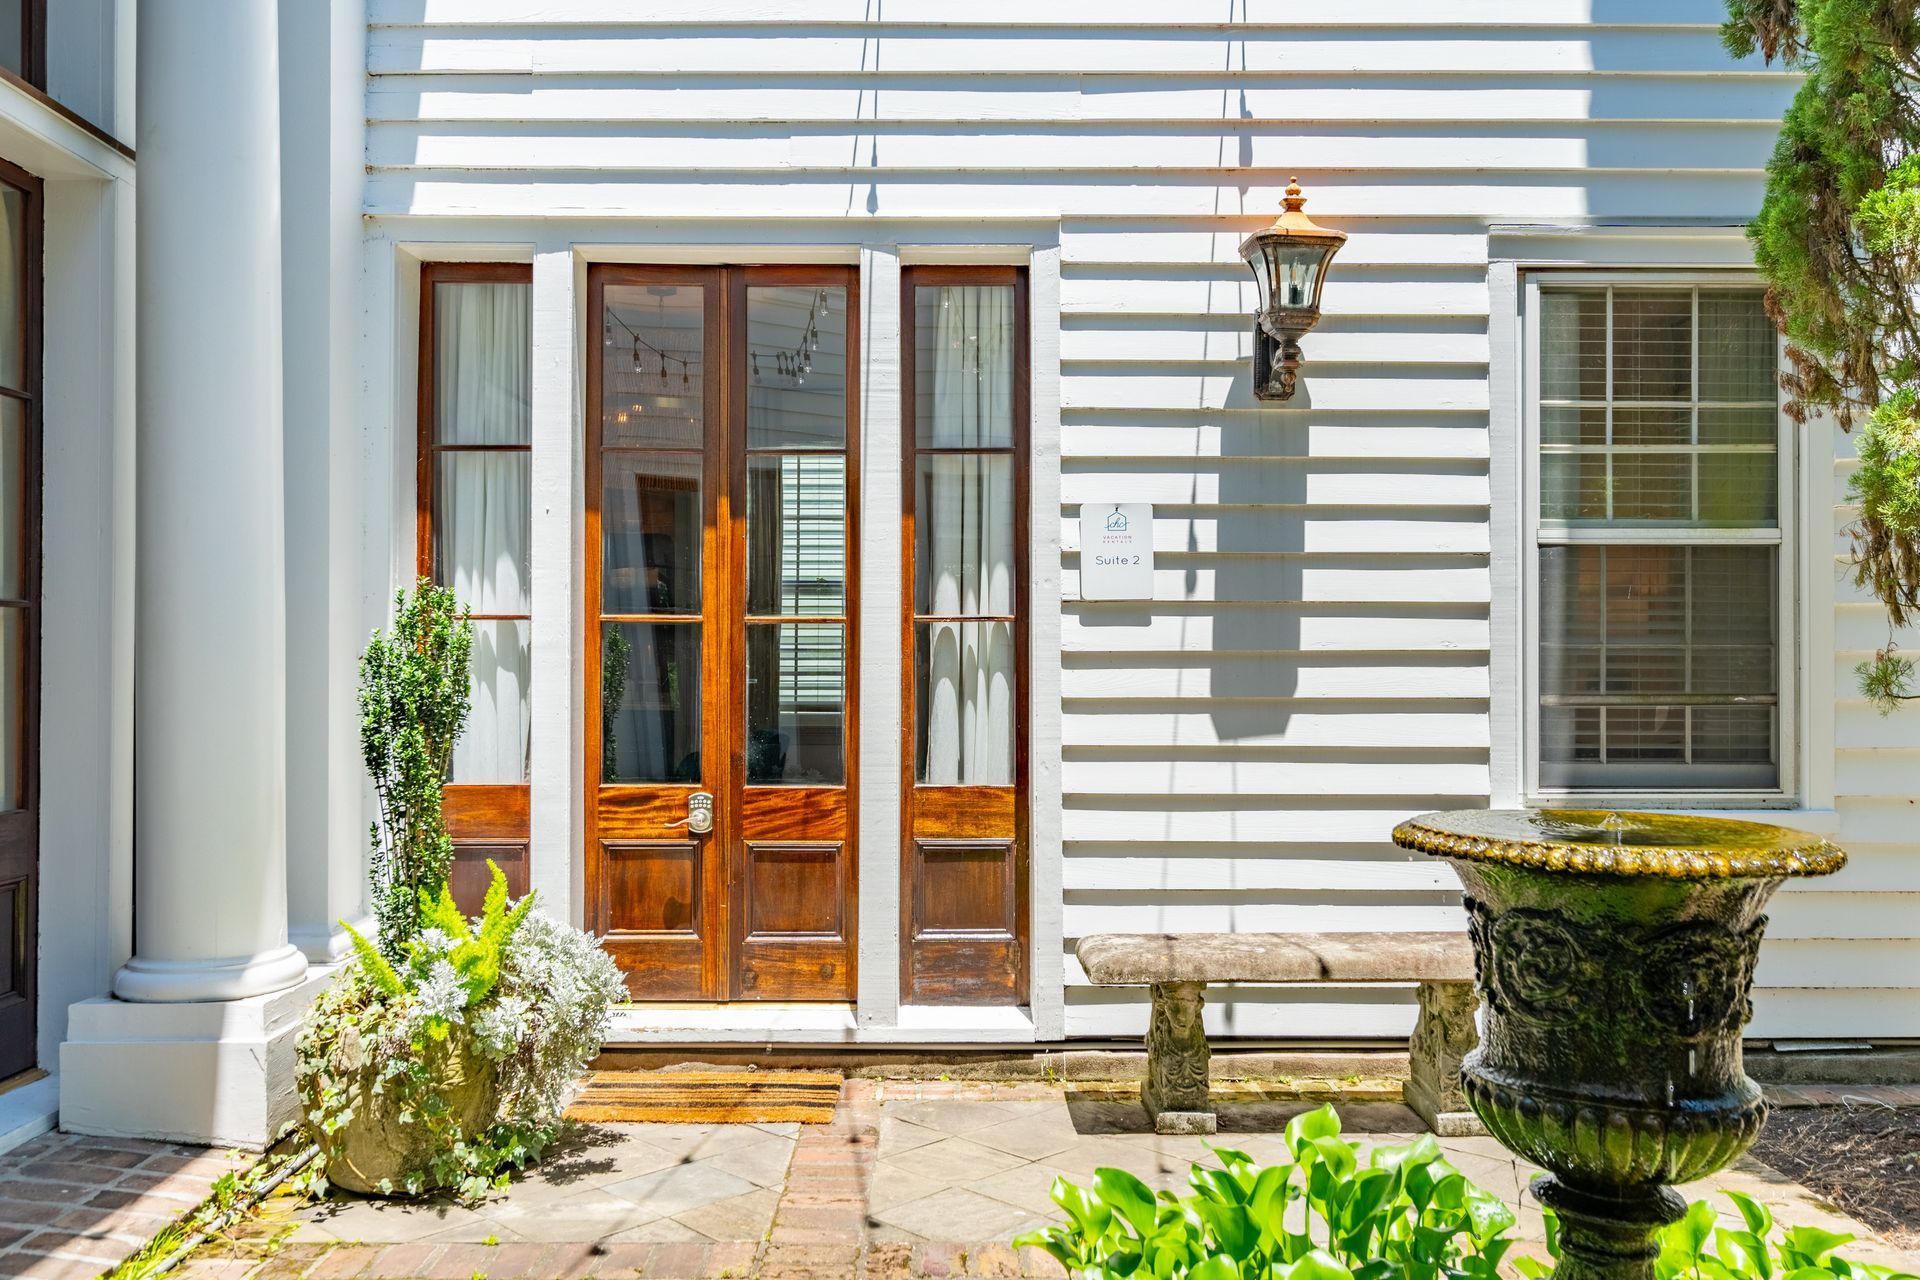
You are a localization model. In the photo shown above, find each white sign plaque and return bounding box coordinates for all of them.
[1079,503,1155,600]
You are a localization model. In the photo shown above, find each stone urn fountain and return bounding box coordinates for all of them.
[1392,809,1846,1280]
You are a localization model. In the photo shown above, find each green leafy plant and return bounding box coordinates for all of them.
[1020,1105,1913,1280]
[1515,1189,1918,1280]
[1724,0,1920,701]
[298,862,626,1202]
[1014,1104,1516,1280]
[361,579,473,959]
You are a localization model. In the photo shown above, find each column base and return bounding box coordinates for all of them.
[112,942,311,1003]
[58,966,332,1148]
[290,915,376,965]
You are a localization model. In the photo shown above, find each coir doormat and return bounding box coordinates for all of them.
[564,1069,843,1125]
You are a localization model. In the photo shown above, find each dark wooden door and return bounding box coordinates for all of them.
[0,164,37,1078]
[587,265,857,1002]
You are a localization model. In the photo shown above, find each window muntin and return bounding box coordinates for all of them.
[1533,283,1784,793]
[425,276,532,785]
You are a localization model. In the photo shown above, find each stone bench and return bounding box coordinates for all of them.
[1075,931,1482,1137]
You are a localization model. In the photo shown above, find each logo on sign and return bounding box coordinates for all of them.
[1104,508,1129,532]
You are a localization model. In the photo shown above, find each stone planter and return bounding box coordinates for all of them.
[307,1021,500,1197]
[1393,809,1846,1280]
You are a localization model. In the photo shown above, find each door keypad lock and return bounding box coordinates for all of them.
[667,791,714,835]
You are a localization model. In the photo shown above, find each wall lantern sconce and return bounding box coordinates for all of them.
[1239,177,1347,401]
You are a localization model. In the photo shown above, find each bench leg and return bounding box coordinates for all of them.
[1142,981,1215,1135]
[1403,979,1484,1136]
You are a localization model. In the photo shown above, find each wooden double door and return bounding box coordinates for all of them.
[587,265,858,1001]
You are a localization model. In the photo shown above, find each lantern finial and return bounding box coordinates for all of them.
[1282,177,1305,213]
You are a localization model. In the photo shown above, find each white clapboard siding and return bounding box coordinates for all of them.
[369,123,1780,174]
[1062,371,1491,414]
[1061,561,1490,605]
[1059,759,1490,797]
[1060,514,1491,555]
[1060,462,1489,508]
[372,4,1920,1043]
[1061,325,1491,366]
[367,30,1763,78]
[366,174,1774,221]
[1062,657,1491,701]
[372,80,1802,128]
[372,1,1747,28]
[1059,420,1489,461]
[1060,706,1490,750]
[1060,608,1490,655]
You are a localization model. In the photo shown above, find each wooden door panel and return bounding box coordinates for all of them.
[604,841,704,935]
[588,264,858,1005]
[907,838,1021,1004]
[734,787,854,1000]
[601,839,714,999]
[742,843,843,937]
[449,843,529,915]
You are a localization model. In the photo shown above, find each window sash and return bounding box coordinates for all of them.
[1522,273,1795,802]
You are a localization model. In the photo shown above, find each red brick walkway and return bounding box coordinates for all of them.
[0,1130,239,1278]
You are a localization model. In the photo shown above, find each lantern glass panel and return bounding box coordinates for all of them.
[1267,242,1326,311]
[1246,242,1273,309]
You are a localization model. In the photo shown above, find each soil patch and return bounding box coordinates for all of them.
[1750,1103,1920,1251]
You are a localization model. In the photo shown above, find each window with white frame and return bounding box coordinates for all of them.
[1528,280,1789,794]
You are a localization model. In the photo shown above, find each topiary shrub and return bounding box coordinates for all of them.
[359,579,472,960]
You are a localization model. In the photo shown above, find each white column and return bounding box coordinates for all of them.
[115,0,306,1003]
[280,0,371,961]
[527,246,584,923]
[855,245,903,1027]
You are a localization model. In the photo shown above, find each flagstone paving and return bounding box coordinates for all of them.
[7,1082,1920,1279]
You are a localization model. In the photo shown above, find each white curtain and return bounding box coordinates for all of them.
[435,282,532,784]
[925,285,1013,448]
[920,286,1016,785]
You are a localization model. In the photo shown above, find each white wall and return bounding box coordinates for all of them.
[360,2,1916,1040]
[0,1,138,1070]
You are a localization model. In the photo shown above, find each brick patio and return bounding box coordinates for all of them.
[8,1082,1920,1279]
[0,1130,243,1278]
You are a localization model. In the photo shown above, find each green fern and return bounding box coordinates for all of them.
[403,861,537,1008]
[343,920,406,997]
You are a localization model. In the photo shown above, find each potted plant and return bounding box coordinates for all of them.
[295,581,626,1199]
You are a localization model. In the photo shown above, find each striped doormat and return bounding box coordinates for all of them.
[564,1069,843,1125]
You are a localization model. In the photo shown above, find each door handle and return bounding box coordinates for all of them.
[665,791,714,835]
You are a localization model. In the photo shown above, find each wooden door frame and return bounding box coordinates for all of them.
[0,155,40,1077]
[898,265,1031,1006]
[584,263,861,1001]
[417,262,534,907]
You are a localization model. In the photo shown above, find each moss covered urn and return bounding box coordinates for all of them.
[1394,809,1846,1280]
